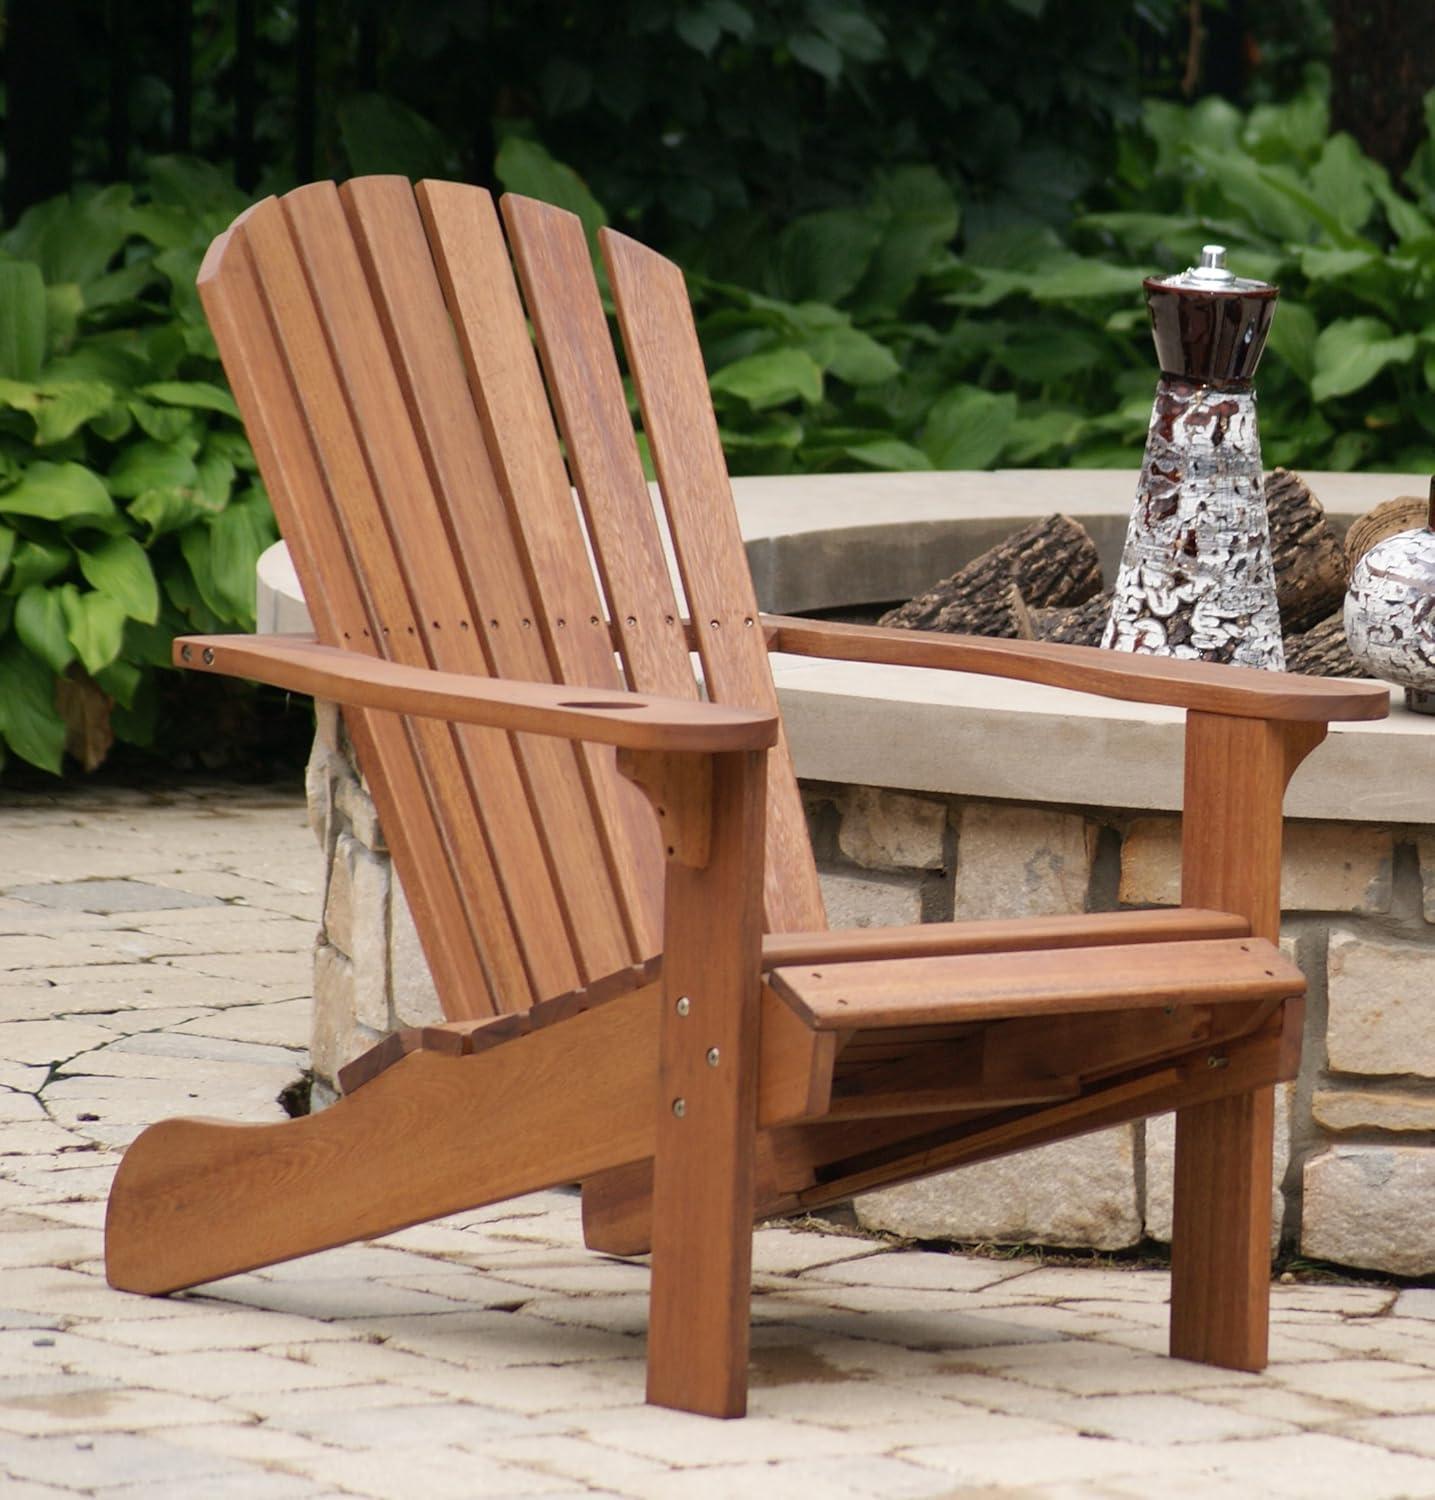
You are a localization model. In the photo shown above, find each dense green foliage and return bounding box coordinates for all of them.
[505,71,1435,479]
[0,160,273,774]
[2,35,1433,775]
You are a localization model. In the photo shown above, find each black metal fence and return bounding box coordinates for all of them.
[2,0,382,223]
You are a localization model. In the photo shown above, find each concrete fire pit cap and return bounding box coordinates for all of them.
[257,468,1435,822]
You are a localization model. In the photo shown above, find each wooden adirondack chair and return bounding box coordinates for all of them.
[104,177,1389,1419]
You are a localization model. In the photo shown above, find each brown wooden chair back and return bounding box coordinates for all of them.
[197,179,824,1023]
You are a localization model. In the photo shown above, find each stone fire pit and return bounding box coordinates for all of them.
[261,468,1435,1276]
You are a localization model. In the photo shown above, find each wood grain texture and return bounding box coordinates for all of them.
[105,989,660,1295]
[778,1020,1291,1214]
[760,907,1249,967]
[767,614,1390,722]
[768,937,1302,1032]
[223,189,539,1012]
[418,181,666,959]
[602,227,826,936]
[640,749,767,1418]
[172,634,778,753]
[280,181,584,1005]
[1169,713,1326,1373]
[342,176,636,984]
[197,199,499,1020]
[502,196,695,702]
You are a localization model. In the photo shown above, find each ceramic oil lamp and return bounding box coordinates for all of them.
[1345,478,1435,713]
[1102,246,1284,669]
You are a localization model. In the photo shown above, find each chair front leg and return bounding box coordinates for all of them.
[618,746,768,1417]
[1169,712,1325,1370]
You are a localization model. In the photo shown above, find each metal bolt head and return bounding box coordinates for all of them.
[671,1097,687,1118]
[705,1047,720,1068]
[675,996,690,1017]
[202,646,215,665]
[180,644,192,662]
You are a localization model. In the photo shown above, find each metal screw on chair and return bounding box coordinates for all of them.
[671,1097,687,1118]
[180,644,192,662]
[705,1047,720,1068]
[1206,1054,1230,1069]
[202,647,215,665]
[675,996,690,1016]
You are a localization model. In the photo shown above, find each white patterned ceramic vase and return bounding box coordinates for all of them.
[1345,480,1435,714]
[1103,246,1284,670]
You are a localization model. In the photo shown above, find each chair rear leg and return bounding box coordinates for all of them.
[1168,1086,1274,1371]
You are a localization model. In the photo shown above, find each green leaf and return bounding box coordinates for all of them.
[128,399,201,444]
[839,438,931,471]
[1265,301,1318,384]
[0,185,133,285]
[0,378,115,446]
[0,525,13,586]
[675,6,722,54]
[924,387,1017,469]
[805,324,900,386]
[773,211,881,304]
[717,413,804,450]
[710,348,823,408]
[44,284,83,356]
[1002,408,1084,465]
[1309,133,1377,235]
[789,33,842,79]
[813,9,885,61]
[88,402,134,442]
[0,638,65,773]
[4,537,71,593]
[203,430,257,471]
[75,534,159,624]
[206,490,278,624]
[60,586,127,675]
[82,260,164,312]
[14,585,75,673]
[144,155,249,220]
[337,92,452,179]
[0,461,117,524]
[107,440,200,499]
[195,452,236,512]
[0,260,47,380]
[1311,317,1418,402]
[129,486,210,537]
[1299,247,1380,282]
[95,655,142,710]
[854,167,960,315]
[137,381,240,419]
[494,137,609,253]
[1031,256,1152,302]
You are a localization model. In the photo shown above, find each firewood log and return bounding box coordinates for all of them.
[1344,495,1429,575]
[1283,612,1365,678]
[1025,590,1114,647]
[1265,468,1348,635]
[880,514,1101,637]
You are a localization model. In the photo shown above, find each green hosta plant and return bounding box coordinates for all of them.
[505,73,1435,481]
[0,159,274,774]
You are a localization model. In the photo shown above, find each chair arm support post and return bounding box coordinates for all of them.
[618,746,768,1417]
[1169,710,1326,1373]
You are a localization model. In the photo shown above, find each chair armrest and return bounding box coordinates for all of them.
[172,633,778,752]
[764,615,1388,724]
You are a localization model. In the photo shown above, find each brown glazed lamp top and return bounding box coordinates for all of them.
[1143,245,1278,389]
